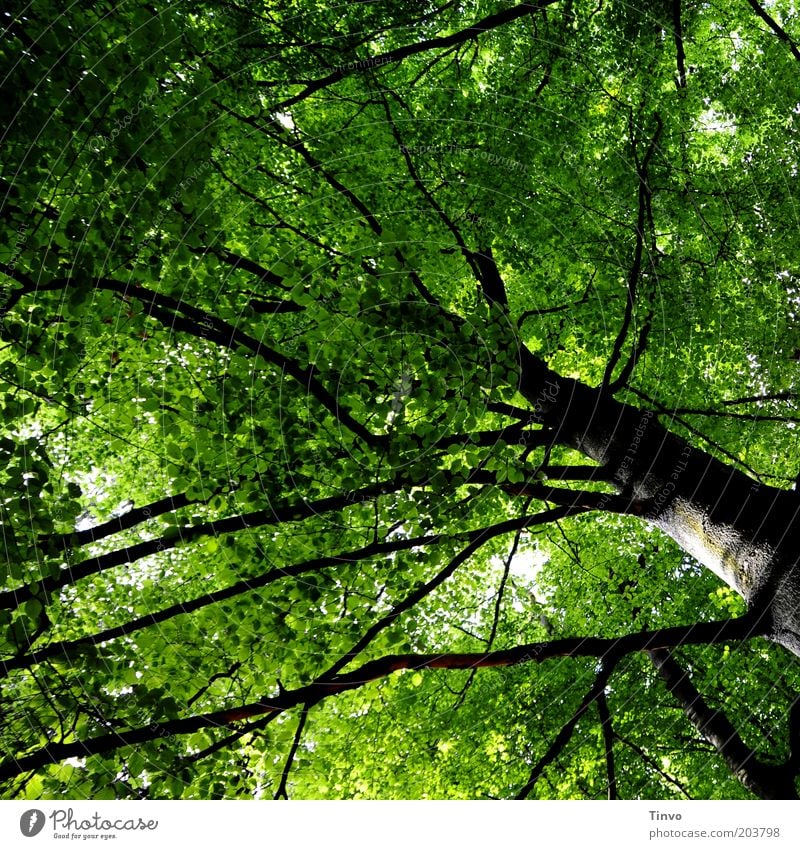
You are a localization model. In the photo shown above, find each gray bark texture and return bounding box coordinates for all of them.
[518,348,800,656]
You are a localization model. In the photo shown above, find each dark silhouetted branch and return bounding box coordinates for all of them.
[672,0,688,87]
[649,649,799,800]
[270,1,561,111]
[516,659,618,798]
[0,613,763,782]
[597,691,618,799]
[744,0,800,63]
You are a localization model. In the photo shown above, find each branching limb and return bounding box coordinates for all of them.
[0,613,764,783]
[3,534,436,675]
[270,1,561,111]
[515,658,618,798]
[0,476,410,612]
[274,706,309,800]
[3,509,578,676]
[627,387,766,481]
[472,245,509,309]
[248,115,439,306]
[607,299,655,394]
[672,0,688,88]
[40,490,213,550]
[376,80,521,311]
[189,245,289,290]
[613,731,693,799]
[486,401,540,420]
[464,471,650,515]
[34,424,546,555]
[517,274,594,329]
[5,276,383,448]
[744,0,800,63]
[452,524,527,709]
[649,649,799,800]
[376,85,485,281]
[602,113,663,395]
[4,464,609,615]
[320,505,580,681]
[720,392,800,406]
[666,407,800,425]
[596,690,618,799]
[187,662,243,710]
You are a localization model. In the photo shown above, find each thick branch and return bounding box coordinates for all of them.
[0,614,762,782]
[597,691,618,799]
[744,0,800,63]
[4,508,576,676]
[190,246,289,290]
[516,658,618,798]
[5,463,610,613]
[270,1,561,111]
[602,114,662,394]
[0,477,408,611]
[672,0,688,88]
[5,276,382,448]
[649,649,799,800]
[2,532,439,676]
[41,490,209,551]
[473,246,509,308]
[38,425,546,554]
[274,706,309,800]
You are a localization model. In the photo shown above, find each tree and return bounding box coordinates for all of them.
[1,0,800,800]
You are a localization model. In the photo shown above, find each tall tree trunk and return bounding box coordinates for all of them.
[518,348,800,655]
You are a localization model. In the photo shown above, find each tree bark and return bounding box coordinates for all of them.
[649,649,799,799]
[517,347,800,656]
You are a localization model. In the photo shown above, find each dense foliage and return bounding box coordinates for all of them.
[2,0,800,799]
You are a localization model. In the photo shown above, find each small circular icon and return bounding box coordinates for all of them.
[20,810,45,837]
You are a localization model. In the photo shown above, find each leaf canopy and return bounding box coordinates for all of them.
[1,0,800,800]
